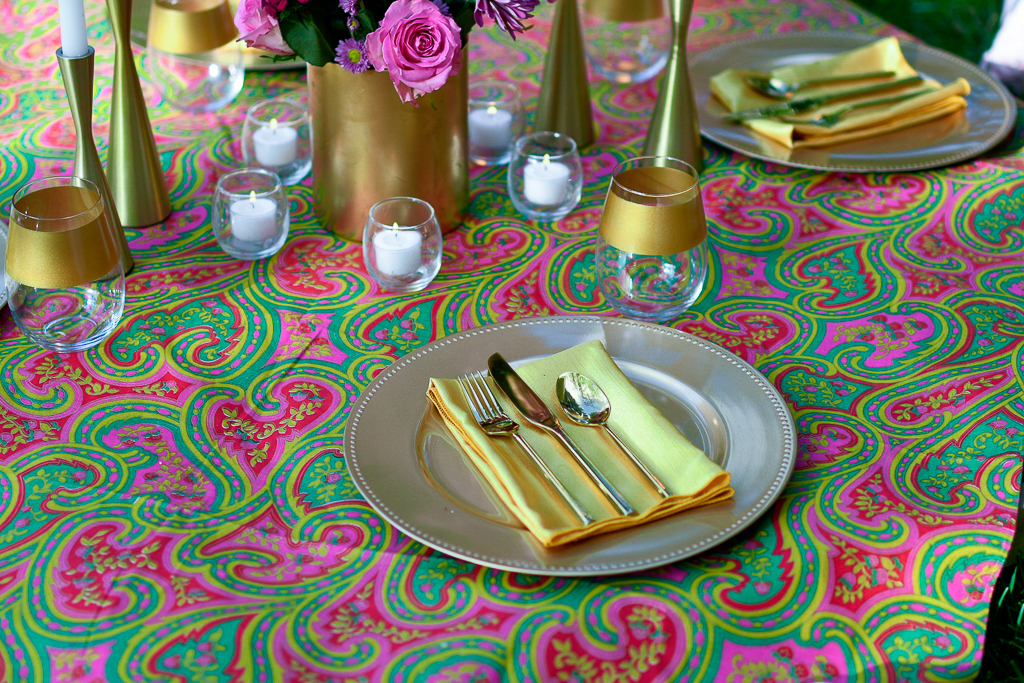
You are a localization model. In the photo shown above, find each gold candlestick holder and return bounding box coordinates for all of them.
[535,0,595,148]
[642,0,703,171]
[56,46,135,273]
[105,0,172,228]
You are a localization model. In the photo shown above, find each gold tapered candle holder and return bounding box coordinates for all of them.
[106,0,172,228]
[56,47,134,274]
[535,0,595,148]
[642,0,703,171]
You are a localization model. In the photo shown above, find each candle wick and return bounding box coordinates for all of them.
[391,222,400,235]
[249,190,257,208]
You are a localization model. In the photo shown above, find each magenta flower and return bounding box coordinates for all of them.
[365,0,463,103]
[474,0,541,38]
[337,38,370,73]
[340,0,358,12]
[234,0,294,54]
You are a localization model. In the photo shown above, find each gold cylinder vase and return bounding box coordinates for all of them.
[309,63,468,242]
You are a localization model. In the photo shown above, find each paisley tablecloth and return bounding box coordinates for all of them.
[2,0,1023,679]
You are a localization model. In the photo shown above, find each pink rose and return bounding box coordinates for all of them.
[234,0,294,55]
[365,0,463,103]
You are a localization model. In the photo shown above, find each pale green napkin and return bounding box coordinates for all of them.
[426,340,733,547]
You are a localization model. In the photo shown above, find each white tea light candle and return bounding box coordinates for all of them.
[373,223,423,277]
[57,0,90,57]
[253,118,298,168]
[523,154,571,206]
[468,105,513,152]
[230,190,277,242]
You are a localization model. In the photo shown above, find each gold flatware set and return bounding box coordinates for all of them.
[458,352,673,524]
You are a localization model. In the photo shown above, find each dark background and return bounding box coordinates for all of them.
[853,0,1004,63]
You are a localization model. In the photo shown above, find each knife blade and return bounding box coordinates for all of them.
[724,74,924,121]
[488,352,635,516]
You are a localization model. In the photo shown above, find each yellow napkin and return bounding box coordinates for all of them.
[710,37,970,148]
[425,340,733,548]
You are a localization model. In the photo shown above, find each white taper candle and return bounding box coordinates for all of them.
[57,0,90,58]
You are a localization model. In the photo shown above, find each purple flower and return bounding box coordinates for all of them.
[339,0,358,13]
[473,0,541,38]
[347,16,359,30]
[432,0,451,15]
[337,38,370,73]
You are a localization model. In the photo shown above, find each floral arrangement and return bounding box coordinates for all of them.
[235,0,542,102]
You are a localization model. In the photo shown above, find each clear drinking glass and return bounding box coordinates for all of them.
[242,98,312,184]
[4,176,125,352]
[596,156,709,321]
[363,197,442,293]
[212,169,290,260]
[580,0,671,83]
[146,43,244,113]
[508,132,583,222]
[468,80,523,166]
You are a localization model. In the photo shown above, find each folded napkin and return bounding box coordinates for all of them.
[710,37,970,148]
[426,340,733,548]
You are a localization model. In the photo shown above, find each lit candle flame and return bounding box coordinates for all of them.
[392,222,400,233]
[249,190,257,208]
[542,153,551,167]
[487,105,498,115]
[270,118,278,132]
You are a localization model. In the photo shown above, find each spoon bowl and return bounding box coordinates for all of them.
[556,371,611,426]
[556,372,672,498]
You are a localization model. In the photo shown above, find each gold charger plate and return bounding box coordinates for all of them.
[691,32,1016,172]
[344,316,796,576]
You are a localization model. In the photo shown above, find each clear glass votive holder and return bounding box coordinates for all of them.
[242,98,312,185]
[508,132,583,222]
[4,176,125,352]
[212,169,289,261]
[468,80,523,166]
[363,197,442,293]
[596,156,709,322]
[580,0,671,84]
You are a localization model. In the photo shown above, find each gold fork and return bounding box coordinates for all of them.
[458,373,593,526]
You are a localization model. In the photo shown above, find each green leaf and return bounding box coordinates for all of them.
[278,6,336,67]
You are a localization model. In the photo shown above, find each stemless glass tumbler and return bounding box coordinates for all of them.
[580,0,671,83]
[4,176,126,352]
[146,0,245,113]
[363,197,442,293]
[596,156,709,321]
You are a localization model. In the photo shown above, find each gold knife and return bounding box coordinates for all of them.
[488,353,635,516]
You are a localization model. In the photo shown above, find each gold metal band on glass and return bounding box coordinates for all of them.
[598,166,707,256]
[148,0,238,54]
[7,186,121,289]
[583,0,664,23]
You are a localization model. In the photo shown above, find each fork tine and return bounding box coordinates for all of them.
[475,372,503,417]
[469,372,497,421]
[458,375,486,425]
